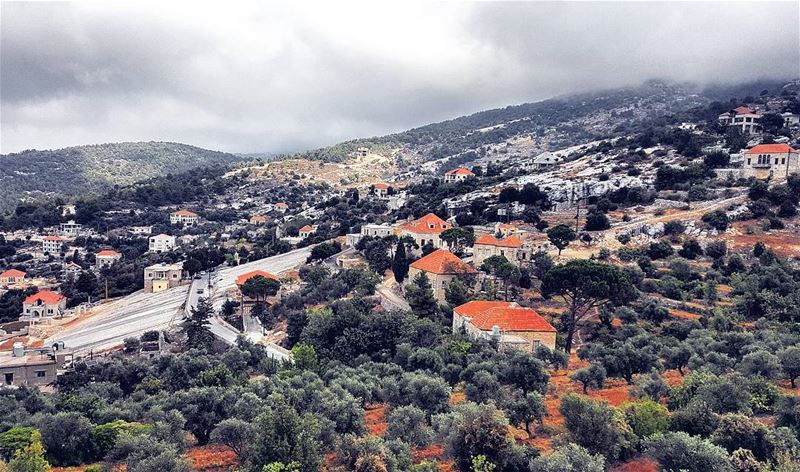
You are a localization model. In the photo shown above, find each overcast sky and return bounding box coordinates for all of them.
[2,1,798,155]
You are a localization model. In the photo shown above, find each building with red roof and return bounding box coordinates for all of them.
[21,290,66,321]
[718,106,761,134]
[96,249,122,268]
[399,213,452,252]
[249,215,268,225]
[443,167,476,183]
[407,249,476,302]
[41,236,64,255]
[370,183,393,199]
[0,269,26,287]
[170,210,200,226]
[473,235,523,267]
[298,225,317,239]
[453,300,556,352]
[235,270,279,286]
[743,143,799,181]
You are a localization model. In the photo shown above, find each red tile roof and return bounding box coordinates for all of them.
[96,250,121,257]
[299,225,314,232]
[475,234,522,248]
[401,213,451,234]
[445,167,475,176]
[410,249,477,275]
[733,106,756,115]
[274,202,288,207]
[171,210,197,216]
[250,215,267,222]
[235,270,279,286]
[454,300,555,332]
[0,269,25,279]
[24,290,64,305]
[372,183,391,190]
[43,236,63,241]
[746,144,797,154]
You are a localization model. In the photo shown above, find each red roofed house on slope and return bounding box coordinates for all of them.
[298,225,317,239]
[407,249,477,302]
[453,300,556,352]
[170,210,199,226]
[0,269,26,288]
[718,106,761,134]
[473,234,523,267]
[399,213,452,254]
[743,144,799,181]
[370,183,393,200]
[443,167,476,184]
[235,270,281,316]
[95,249,122,268]
[21,290,66,321]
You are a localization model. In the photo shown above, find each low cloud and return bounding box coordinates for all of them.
[1,1,798,154]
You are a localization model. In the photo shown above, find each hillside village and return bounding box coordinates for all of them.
[0,80,800,471]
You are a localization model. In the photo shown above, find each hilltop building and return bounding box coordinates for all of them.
[61,204,76,217]
[742,144,799,181]
[235,270,281,316]
[718,106,762,134]
[129,226,153,235]
[407,249,477,302]
[356,147,369,158]
[443,167,475,183]
[531,151,565,170]
[370,183,392,199]
[21,291,66,321]
[149,234,176,253]
[144,263,183,293]
[298,225,317,239]
[250,215,268,225]
[453,300,556,352]
[170,210,199,226]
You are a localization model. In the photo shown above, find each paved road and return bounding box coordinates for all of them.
[48,246,312,354]
[48,286,189,354]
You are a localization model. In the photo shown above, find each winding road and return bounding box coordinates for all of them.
[48,246,312,354]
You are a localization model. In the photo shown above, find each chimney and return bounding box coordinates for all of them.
[12,342,25,358]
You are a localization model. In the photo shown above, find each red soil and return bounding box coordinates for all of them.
[185,444,238,471]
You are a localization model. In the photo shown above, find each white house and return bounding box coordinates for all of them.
[21,291,66,321]
[41,236,64,255]
[149,234,176,253]
[95,249,122,268]
[59,221,83,238]
[61,204,76,217]
[718,106,761,134]
[170,210,199,226]
[742,143,799,181]
[129,226,153,235]
[0,269,26,287]
[531,151,564,170]
[443,167,475,183]
[356,147,369,158]
[399,213,452,253]
[298,225,317,239]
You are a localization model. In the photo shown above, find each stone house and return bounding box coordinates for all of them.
[144,263,183,293]
[407,249,477,303]
[473,235,523,267]
[452,300,557,352]
[95,249,122,268]
[742,144,799,181]
[0,269,26,287]
[170,210,199,226]
[298,225,317,239]
[21,290,66,321]
[399,213,452,253]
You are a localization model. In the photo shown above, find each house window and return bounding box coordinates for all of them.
[533,340,541,349]
[747,159,751,165]
[35,370,46,378]
[782,158,786,164]
[4,373,12,385]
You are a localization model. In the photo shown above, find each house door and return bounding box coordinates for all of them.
[4,373,13,385]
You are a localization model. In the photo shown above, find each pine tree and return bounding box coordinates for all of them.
[405,272,437,319]
[183,298,215,350]
[392,240,409,283]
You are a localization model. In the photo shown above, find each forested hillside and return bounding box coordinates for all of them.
[0,142,249,212]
